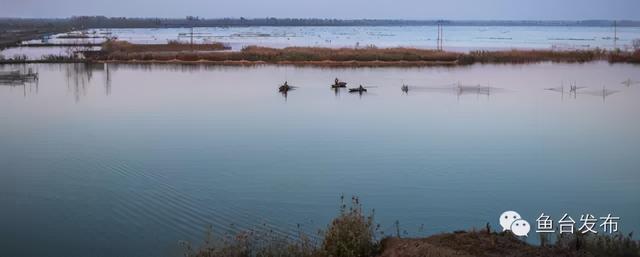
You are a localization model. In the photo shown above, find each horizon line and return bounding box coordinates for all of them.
[1,16,640,22]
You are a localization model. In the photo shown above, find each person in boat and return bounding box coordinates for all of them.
[335,78,339,85]
[401,85,409,93]
[359,85,364,91]
[279,81,290,92]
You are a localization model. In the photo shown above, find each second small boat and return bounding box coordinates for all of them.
[349,85,367,93]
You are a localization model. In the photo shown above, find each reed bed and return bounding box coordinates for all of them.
[182,196,640,257]
[101,40,230,53]
[461,49,604,64]
[608,49,640,63]
[88,41,640,66]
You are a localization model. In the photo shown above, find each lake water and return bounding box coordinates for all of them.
[93,26,639,50]
[1,62,639,257]
[0,46,101,60]
[5,25,640,60]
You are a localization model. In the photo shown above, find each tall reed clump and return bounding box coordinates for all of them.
[555,232,640,257]
[181,196,639,257]
[101,40,229,54]
[181,224,321,257]
[460,49,601,64]
[92,42,640,65]
[238,46,459,62]
[321,196,380,257]
[183,196,381,257]
[608,49,640,63]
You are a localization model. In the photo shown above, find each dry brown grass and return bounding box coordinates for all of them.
[101,40,229,53]
[608,50,640,63]
[94,43,459,64]
[239,46,460,62]
[89,41,640,66]
[182,196,639,257]
[460,49,603,64]
[321,196,380,257]
[379,230,640,257]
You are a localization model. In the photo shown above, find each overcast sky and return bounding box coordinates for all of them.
[1,0,639,20]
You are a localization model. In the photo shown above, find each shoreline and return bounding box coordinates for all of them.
[3,40,639,66]
[2,57,638,66]
[90,59,460,67]
[182,197,639,257]
[2,40,640,66]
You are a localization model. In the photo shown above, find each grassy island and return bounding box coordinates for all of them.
[79,41,640,67]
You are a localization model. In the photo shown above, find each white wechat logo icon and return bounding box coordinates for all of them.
[499,210,530,237]
[510,219,531,237]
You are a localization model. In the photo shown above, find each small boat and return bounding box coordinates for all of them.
[279,81,292,92]
[331,78,348,88]
[401,85,409,93]
[349,85,367,93]
[279,85,290,92]
[331,82,347,88]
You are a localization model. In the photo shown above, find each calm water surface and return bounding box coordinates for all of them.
[1,62,639,257]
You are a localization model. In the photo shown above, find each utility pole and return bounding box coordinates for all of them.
[436,22,440,51]
[438,23,441,51]
[441,22,443,50]
[190,27,194,51]
[613,20,617,50]
[436,21,444,51]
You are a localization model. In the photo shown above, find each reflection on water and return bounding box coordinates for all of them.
[65,63,91,101]
[43,63,114,102]
[1,62,639,257]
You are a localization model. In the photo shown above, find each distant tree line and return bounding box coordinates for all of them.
[1,16,640,30]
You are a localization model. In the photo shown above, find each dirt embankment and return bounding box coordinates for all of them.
[379,230,625,257]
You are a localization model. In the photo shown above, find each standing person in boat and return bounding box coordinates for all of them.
[359,85,364,91]
[279,81,290,92]
[335,78,339,85]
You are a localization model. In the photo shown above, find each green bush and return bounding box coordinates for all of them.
[321,196,380,257]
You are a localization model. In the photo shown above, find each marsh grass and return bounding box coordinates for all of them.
[608,49,640,63]
[96,42,458,64]
[460,49,603,64]
[101,40,229,53]
[92,42,640,65]
[183,195,639,257]
[181,225,322,257]
[183,196,380,257]
[238,46,459,62]
[555,232,640,257]
[41,54,77,61]
[379,230,640,257]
